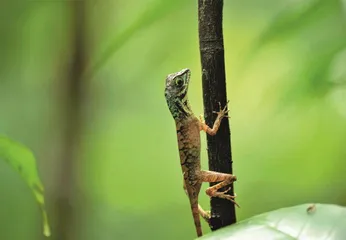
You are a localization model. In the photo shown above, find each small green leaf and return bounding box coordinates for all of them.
[199,204,346,240]
[0,135,50,237]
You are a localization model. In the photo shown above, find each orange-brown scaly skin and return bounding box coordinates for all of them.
[165,68,238,237]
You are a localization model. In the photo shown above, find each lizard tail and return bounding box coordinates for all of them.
[191,202,202,237]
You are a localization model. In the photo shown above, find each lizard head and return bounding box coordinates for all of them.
[165,68,192,119]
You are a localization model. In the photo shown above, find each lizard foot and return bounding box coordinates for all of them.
[212,101,230,118]
[198,205,211,221]
[201,210,211,221]
[208,191,240,208]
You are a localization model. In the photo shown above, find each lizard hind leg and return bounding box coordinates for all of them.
[200,170,240,207]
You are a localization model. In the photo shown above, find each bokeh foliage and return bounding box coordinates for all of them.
[0,0,345,239]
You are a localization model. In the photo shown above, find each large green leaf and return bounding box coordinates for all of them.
[0,135,50,237]
[199,204,346,240]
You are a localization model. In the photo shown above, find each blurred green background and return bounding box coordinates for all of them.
[1,0,346,239]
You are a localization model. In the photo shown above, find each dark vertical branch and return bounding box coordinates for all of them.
[198,0,236,231]
[54,1,87,239]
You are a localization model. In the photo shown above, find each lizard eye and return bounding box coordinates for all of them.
[175,77,184,87]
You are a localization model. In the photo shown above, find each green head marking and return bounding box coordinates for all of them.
[165,68,192,119]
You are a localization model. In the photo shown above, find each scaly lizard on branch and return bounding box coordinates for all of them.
[164,68,238,237]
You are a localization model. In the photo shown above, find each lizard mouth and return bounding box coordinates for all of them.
[185,69,191,84]
[183,69,191,92]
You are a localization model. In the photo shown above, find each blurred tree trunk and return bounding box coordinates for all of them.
[53,1,88,239]
[198,0,236,231]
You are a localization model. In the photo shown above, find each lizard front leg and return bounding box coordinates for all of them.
[199,101,229,135]
[183,181,211,221]
[199,170,239,207]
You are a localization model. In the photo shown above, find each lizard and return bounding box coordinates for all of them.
[164,68,238,237]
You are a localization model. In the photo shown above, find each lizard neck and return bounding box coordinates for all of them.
[167,97,193,121]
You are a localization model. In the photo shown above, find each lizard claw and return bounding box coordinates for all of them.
[213,101,230,118]
[221,193,240,208]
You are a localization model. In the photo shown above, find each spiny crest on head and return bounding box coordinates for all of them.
[165,68,193,119]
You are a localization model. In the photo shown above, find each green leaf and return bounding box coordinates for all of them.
[0,135,50,237]
[199,204,346,240]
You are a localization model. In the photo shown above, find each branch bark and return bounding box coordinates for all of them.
[198,0,236,231]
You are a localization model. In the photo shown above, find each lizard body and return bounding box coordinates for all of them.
[165,68,238,237]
